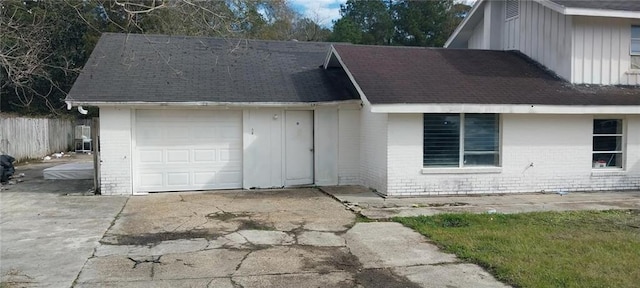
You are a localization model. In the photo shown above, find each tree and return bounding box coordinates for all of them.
[329,0,472,47]
[330,0,394,45]
[393,0,454,47]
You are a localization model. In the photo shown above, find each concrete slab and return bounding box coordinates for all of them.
[234,246,356,276]
[207,232,250,249]
[237,230,295,246]
[0,191,126,287]
[322,186,640,219]
[95,238,209,257]
[75,278,232,288]
[76,256,153,283]
[153,249,249,280]
[297,231,345,247]
[394,264,510,288]
[344,223,457,269]
[233,272,354,288]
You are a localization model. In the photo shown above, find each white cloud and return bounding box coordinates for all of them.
[290,0,345,27]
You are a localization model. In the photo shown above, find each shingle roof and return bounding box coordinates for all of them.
[548,0,640,12]
[66,33,357,104]
[332,45,640,106]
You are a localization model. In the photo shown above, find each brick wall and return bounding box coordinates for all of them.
[99,107,133,195]
[338,109,361,185]
[385,113,640,196]
[359,102,388,194]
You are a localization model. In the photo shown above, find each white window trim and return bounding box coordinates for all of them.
[423,113,501,170]
[592,117,626,171]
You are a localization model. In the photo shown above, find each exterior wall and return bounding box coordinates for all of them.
[517,0,572,81]
[359,102,388,194]
[338,108,361,185]
[385,113,640,196]
[572,16,640,85]
[99,107,133,195]
[465,1,572,80]
[468,18,485,49]
[315,108,339,186]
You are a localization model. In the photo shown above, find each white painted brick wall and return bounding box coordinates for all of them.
[385,113,640,196]
[99,107,133,195]
[338,109,361,185]
[359,102,388,194]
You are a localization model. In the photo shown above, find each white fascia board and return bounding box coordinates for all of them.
[370,103,640,114]
[535,0,640,19]
[444,0,486,48]
[65,100,362,109]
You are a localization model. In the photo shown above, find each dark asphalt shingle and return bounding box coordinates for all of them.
[66,33,357,103]
[332,44,640,106]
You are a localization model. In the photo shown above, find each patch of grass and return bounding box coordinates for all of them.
[394,210,640,288]
[355,214,377,223]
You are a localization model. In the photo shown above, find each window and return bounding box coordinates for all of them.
[592,119,624,169]
[631,26,640,69]
[506,0,519,19]
[423,114,499,167]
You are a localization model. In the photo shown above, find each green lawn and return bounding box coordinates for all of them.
[393,210,640,288]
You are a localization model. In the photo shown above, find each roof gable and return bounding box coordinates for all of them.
[446,0,640,48]
[66,33,357,105]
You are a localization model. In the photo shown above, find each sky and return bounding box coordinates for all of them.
[289,0,477,28]
[289,0,346,27]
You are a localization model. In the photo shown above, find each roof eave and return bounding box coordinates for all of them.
[369,103,640,114]
[65,99,362,108]
[535,0,640,19]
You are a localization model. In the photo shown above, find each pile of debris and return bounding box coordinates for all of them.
[0,155,25,190]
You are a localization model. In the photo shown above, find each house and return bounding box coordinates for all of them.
[67,0,640,196]
[66,33,362,195]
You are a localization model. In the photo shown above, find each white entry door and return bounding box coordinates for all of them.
[134,110,242,193]
[284,110,314,186]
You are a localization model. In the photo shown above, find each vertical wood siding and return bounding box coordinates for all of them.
[0,116,74,161]
[515,0,572,81]
[572,16,640,85]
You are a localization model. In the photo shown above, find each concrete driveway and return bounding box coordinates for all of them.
[1,162,506,288]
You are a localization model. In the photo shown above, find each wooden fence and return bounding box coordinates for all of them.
[0,115,75,162]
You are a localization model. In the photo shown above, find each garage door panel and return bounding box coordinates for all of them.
[139,150,164,164]
[194,172,216,186]
[167,150,190,163]
[140,173,163,187]
[194,149,216,162]
[167,172,190,186]
[134,109,242,193]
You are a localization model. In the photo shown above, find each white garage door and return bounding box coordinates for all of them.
[134,110,242,193]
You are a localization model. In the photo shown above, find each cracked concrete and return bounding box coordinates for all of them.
[2,172,510,288]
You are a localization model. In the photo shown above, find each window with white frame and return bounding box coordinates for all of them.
[423,114,499,167]
[592,119,624,169]
[631,26,640,69]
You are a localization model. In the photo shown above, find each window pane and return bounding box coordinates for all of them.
[424,114,460,167]
[632,26,640,39]
[593,153,623,168]
[593,119,622,134]
[632,40,640,54]
[464,114,498,166]
[464,152,499,166]
[593,136,622,151]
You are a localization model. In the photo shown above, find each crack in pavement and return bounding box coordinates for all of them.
[127,256,162,269]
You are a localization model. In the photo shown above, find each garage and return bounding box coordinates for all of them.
[133,110,242,193]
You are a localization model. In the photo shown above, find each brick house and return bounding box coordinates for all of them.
[67,0,640,196]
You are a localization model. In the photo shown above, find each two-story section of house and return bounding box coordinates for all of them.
[446,0,640,85]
